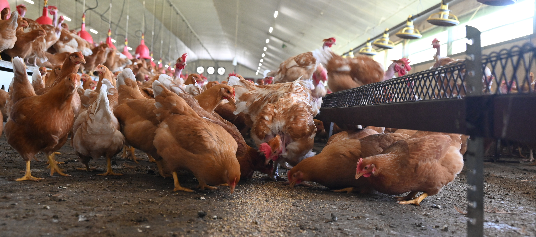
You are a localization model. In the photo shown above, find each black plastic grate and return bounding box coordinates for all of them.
[322,43,536,109]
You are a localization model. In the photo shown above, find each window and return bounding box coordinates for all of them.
[387,43,404,61]
[372,50,386,67]
[451,0,534,54]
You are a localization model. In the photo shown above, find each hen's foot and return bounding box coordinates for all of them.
[172,172,193,192]
[395,191,419,201]
[45,152,64,167]
[147,154,156,163]
[47,153,70,177]
[98,157,122,176]
[128,147,139,163]
[76,165,97,171]
[333,187,355,194]
[197,183,218,190]
[16,161,43,181]
[398,193,429,206]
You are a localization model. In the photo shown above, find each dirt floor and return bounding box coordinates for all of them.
[0,133,535,237]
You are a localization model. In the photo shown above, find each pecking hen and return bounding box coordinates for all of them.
[229,75,323,180]
[355,134,464,205]
[152,80,240,193]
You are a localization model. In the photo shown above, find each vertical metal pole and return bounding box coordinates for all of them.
[465,137,484,237]
[465,25,484,237]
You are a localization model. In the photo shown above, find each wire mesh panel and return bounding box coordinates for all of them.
[322,43,536,109]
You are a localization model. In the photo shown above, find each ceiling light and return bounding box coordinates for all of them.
[263,47,267,51]
[111,39,116,43]
[256,71,259,75]
[63,16,72,22]
[266,39,270,44]
[269,27,273,33]
[260,59,263,62]
[165,65,169,68]
[207,66,215,75]
[217,67,225,75]
[257,67,260,70]
[262,53,265,57]
[24,0,34,4]
[127,47,132,50]
[274,11,278,18]
[89,29,98,34]
[259,63,262,66]
[196,66,204,74]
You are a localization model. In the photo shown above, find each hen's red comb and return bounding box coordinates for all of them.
[323,37,336,42]
[180,53,187,62]
[229,72,238,77]
[399,58,410,64]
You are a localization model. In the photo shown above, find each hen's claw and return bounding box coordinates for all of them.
[47,153,70,177]
[121,146,139,163]
[172,172,193,192]
[398,193,429,206]
[197,183,218,190]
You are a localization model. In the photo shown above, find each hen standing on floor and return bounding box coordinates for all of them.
[4,57,79,180]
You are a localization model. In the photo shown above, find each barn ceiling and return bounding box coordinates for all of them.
[8,0,443,72]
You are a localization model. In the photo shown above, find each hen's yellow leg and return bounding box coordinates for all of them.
[147,154,156,163]
[121,146,128,159]
[172,172,193,192]
[128,147,139,163]
[155,160,170,178]
[16,161,44,181]
[398,193,429,206]
[98,156,123,176]
[46,152,64,166]
[47,153,70,177]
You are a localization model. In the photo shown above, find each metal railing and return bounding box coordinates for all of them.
[322,43,536,109]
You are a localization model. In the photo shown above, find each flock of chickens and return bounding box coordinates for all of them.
[0,2,470,206]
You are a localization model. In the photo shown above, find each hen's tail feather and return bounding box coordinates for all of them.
[116,68,135,86]
[11,57,36,105]
[7,11,18,30]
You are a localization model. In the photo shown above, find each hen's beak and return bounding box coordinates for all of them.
[264,158,271,165]
[227,96,236,104]
[355,172,363,180]
[230,183,236,194]
[289,180,296,188]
